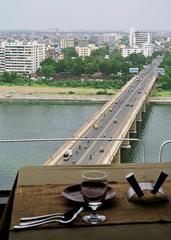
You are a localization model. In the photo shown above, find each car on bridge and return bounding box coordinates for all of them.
[93,124,99,129]
[100,147,104,152]
[114,118,117,123]
[138,88,142,93]
[63,149,72,161]
[126,102,133,107]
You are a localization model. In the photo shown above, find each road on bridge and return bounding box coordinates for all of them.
[48,56,163,165]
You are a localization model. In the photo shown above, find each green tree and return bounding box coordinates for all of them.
[55,59,71,73]
[70,58,85,75]
[158,75,171,89]
[126,53,147,68]
[41,65,56,78]
[99,60,112,75]
[38,57,57,77]
[62,48,78,59]
[84,62,98,74]
[2,71,17,83]
[157,52,171,90]
[40,57,56,67]
[161,53,171,67]
[91,46,110,58]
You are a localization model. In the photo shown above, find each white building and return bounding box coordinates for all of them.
[0,45,5,72]
[121,28,154,58]
[0,41,46,74]
[75,46,91,57]
[60,38,75,49]
[121,47,142,58]
[97,33,121,44]
[129,28,135,48]
[75,44,98,57]
[129,28,152,47]
[121,44,154,58]
[141,44,155,57]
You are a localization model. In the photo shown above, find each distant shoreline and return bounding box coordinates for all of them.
[1,95,171,105]
[0,85,112,103]
[149,97,171,104]
[0,86,171,104]
[0,93,110,104]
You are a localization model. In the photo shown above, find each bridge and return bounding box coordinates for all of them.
[44,56,163,166]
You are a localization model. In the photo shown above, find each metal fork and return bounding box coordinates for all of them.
[20,212,64,222]
[14,206,84,230]
[14,218,72,229]
[19,214,64,226]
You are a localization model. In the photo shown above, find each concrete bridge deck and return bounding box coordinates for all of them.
[44,56,163,166]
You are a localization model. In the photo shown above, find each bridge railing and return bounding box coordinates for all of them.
[0,137,145,164]
[159,140,171,163]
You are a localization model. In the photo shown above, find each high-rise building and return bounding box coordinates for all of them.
[129,28,152,47]
[121,28,154,58]
[133,32,152,47]
[129,28,135,47]
[0,44,5,72]
[0,41,46,74]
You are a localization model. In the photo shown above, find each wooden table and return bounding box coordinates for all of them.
[1,163,171,240]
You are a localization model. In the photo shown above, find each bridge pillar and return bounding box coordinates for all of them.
[142,103,146,113]
[112,148,121,163]
[121,132,131,149]
[129,120,137,134]
[146,94,150,104]
[136,110,142,122]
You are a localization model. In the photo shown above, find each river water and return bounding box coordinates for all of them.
[0,102,171,190]
[121,104,171,164]
[0,102,102,190]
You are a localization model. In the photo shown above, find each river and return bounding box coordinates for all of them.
[121,104,171,164]
[0,102,102,189]
[0,102,171,190]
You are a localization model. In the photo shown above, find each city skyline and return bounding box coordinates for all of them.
[0,0,171,31]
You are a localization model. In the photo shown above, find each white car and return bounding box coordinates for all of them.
[63,149,72,161]
[100,147,104,152]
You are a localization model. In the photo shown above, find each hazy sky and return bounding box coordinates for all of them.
[0,0,170,31]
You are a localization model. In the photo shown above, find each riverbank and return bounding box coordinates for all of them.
[0,93,111,104]
[0,86,112,103]
[149,97,171,104]
[1,86,171,104]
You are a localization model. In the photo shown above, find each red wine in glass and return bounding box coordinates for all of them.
[81,171,108,224]
[82,181,107,204]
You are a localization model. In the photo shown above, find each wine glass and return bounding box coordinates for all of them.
[81,170,108,224]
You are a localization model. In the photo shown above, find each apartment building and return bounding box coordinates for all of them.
[0,41,46,74]
[121,43,154,58]
[75,44,98,57]
[141,43,155,57]
[121,47,142,58]
[75,46,91,57]
[0,44,5,72]
[60,38,75,48]
[97,33,120,44]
